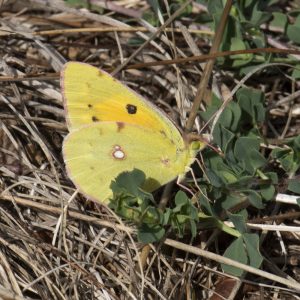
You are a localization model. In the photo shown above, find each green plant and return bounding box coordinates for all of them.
[107,0,300,278]
[109,86,300,275]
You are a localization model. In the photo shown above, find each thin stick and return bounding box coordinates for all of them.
[111,0,193,76]
[164,239,300,291]
[185,0,233,132]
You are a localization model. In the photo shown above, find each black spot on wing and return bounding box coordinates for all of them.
[88,104,93,108]
[126,104,137,114]
[92,116,99,122]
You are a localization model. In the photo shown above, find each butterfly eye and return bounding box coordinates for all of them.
[126,104,137,114]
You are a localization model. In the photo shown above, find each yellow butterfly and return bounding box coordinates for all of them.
[62,62,205,203]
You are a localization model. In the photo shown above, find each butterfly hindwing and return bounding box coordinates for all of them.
[63,121,190,203]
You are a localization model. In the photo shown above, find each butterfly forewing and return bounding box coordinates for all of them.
[61,62,182,144]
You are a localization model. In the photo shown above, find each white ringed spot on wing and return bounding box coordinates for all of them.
[112,145,126,160]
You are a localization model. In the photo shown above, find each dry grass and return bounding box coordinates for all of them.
[0,1,299,299]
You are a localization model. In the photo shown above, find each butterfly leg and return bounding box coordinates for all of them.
[176,176,194,196]
[185,166,201,192]
[191,158,214,203]
[194,155,210,182]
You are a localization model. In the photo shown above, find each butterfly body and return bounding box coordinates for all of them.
[62,62,203,203]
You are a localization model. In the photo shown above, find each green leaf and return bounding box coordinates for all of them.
[221,194,243,210]
[199,191,217,217]
[265,172,278,184]
[162,208,171,226]
[205,169,224,187]
[237,88,266,124]
[207,0,224,15]
[270,12,288,30]
[213,125,236,155]
[158,191,199,238]
[244,190,264,209]
[222,237,247,276]
[190,220,197,237]
[260,184,276,201]
[234,137,266,173]
[109,169,158,223]
[287,15,300,44]
[222,232,263,277]
[293,135,300,149]
[138,224,165,243]
[229,37,253,67]
[243,233,263,269]
[218,101,242,132]
[110,168,147,197]
[218,169,239,184]
[249,7,271,27]
[271,139,300,174]
[228,212,247,234]
[242,1,272,26]
[174,190,189,209]
[288,179,300,194]
[199,94,222,122]
[292,65,300,80]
